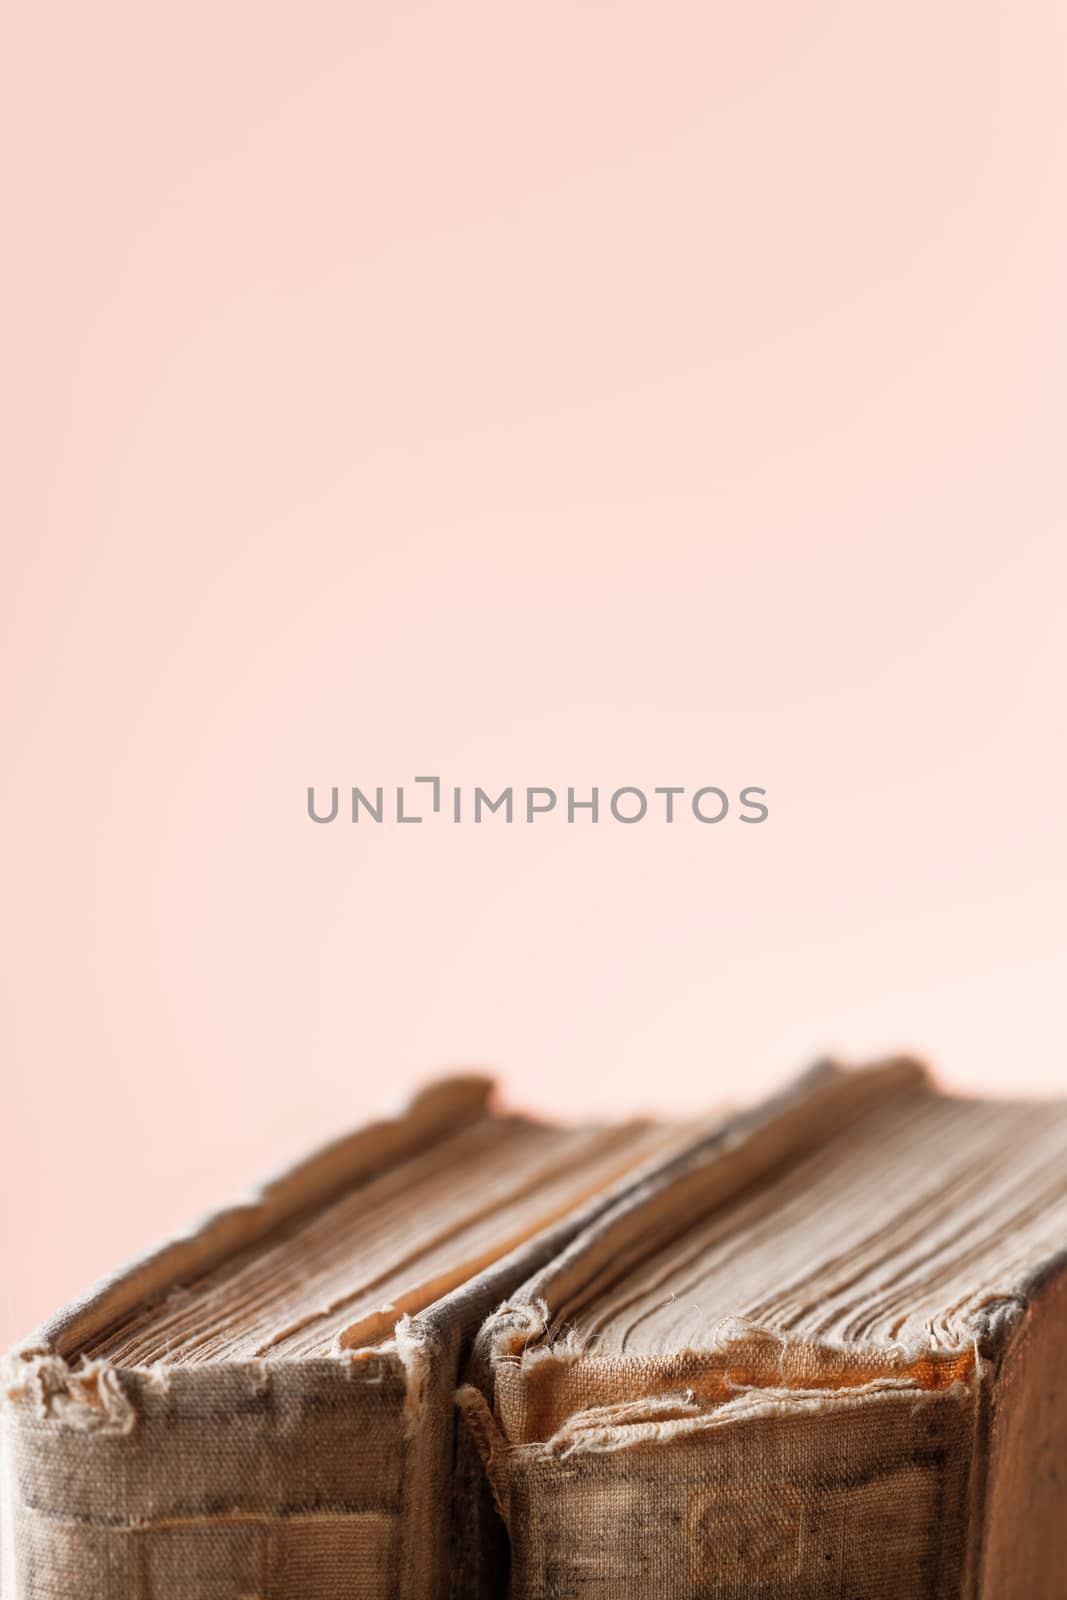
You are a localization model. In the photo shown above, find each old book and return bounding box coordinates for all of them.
[0,1076,699,1599]
[458,1059,1067,1599]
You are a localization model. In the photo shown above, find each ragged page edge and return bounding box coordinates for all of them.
[5,1073,494,1367]
[466,1059,932,1401]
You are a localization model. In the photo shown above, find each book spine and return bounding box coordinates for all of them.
[460,1374,979,1599]
[1,1353,409,1599]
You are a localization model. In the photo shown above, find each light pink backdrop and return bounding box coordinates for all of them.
[2,0,1065,1349]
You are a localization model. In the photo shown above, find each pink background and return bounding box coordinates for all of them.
[2,0,1065,1349]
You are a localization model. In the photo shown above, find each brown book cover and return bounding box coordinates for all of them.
[1,1078,702,1599]
[458,1060,1067,1599]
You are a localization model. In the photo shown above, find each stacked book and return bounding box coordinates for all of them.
[3,1059,1065,1597]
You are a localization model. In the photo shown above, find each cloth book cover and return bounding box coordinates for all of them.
[458,1059,1067,1598]
[0,1076,702,1597]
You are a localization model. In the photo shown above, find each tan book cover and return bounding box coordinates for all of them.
[0,1078,700,1599]
[458,1060,1067,1599]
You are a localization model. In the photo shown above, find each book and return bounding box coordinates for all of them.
[458,1058,1067,1599]
[0,1076,699,1599]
